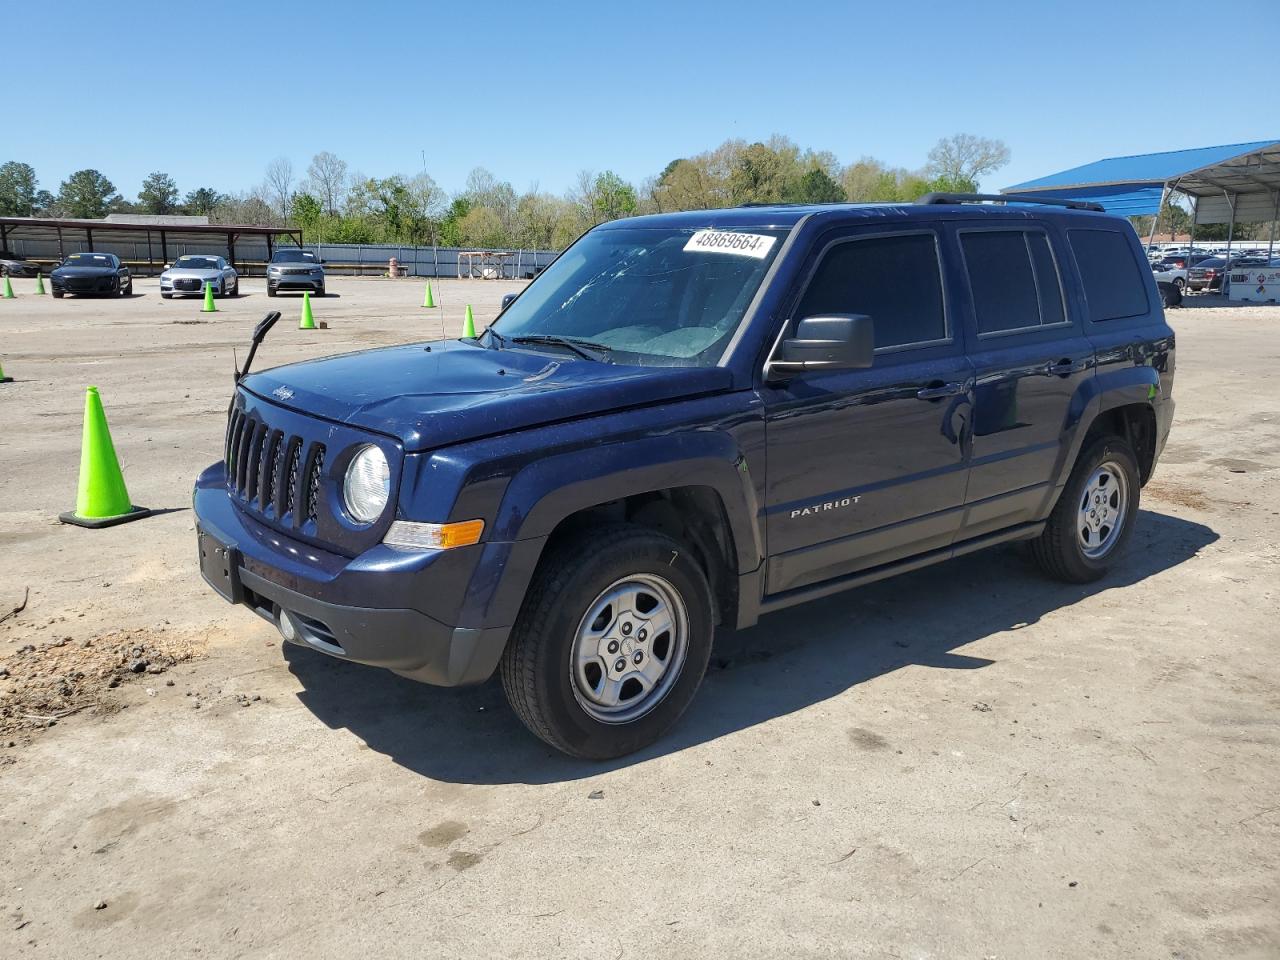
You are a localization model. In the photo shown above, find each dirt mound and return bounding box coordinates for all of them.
[0,627,204,738]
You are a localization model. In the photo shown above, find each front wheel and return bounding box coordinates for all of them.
[1030,435,1140,583]
[501,524,714,759]
[267,285,277,298]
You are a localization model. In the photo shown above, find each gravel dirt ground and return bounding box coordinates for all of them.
[0,278,1277,959]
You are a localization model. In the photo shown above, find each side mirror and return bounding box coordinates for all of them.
[768,314,874,379]
[501,293,518,311]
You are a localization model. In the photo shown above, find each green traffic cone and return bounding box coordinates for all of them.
[299,291,316,330]
[423,281,435,308]
[2,275,14,299]
[35,272,46,295]
[0,359,12,384]
[59,386,151,528]
[462,304,476,338]
[202,280,217,312]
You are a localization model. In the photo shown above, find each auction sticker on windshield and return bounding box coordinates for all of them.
[684,230,776,259]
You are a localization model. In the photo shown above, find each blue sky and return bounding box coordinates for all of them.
[9,0,1280,201]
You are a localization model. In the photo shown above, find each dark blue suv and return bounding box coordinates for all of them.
[194,194,1175,759]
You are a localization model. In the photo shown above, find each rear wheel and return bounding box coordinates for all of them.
[1030,435,1140,583]
[501,524,714,759]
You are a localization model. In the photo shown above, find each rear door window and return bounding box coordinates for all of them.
[961,230,1067,335]
[1068,228,1149,321]
[796,232,947,350]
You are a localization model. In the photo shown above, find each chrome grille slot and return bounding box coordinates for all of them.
[305,446,325,522]
[258,430,283,512]
[245,423,267,503]
[284,441,301,517]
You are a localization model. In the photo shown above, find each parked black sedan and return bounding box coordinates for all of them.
[0,250,45,277]
[50,252,133,298]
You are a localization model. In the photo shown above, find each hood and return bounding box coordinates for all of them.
[242,339,734,451]
[53,264,116,277]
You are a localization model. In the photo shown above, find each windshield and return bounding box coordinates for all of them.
[271,250,318,264]
[491,226,785,366]
[65,253,113,267]
[175,257,220,270]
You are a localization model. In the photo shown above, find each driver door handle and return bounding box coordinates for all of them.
[1045,358,1088,377]
[917,381,967,401]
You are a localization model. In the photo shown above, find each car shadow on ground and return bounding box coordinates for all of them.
[284,509,1218,785]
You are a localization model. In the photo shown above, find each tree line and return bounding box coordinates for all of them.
[0,134,1012,250]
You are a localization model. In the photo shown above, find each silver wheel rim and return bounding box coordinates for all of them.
[569,573,689,725]
[1078,460,1129,559]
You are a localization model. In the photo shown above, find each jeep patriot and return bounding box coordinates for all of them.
[194,194,1175,758]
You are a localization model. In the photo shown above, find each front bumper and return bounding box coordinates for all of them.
[52,276,117,294]
[193,462,520,686]
[268,273,323,292]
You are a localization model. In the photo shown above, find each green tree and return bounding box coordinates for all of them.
[57,169,117,218]
[138,171,180,214]
[291,192,323,233]
[184,187,224,217]
[784,168,844,203]
[730,142,789,204]
[0,161,39,216]
[924,173,979,195]
[592,171,638,222]
[438,197,473,248]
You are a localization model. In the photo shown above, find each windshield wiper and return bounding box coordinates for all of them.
[509,334,612,362]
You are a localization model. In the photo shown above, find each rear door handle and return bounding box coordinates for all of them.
[916,381,967,401]
[1045,358,1088,377]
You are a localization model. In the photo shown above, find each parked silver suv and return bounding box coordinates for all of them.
[266,249,325,297]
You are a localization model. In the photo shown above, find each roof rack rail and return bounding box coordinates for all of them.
[916,192,1106,213]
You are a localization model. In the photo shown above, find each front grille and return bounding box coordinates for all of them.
[282,267,315,276]
[225,410,325,527]
[175,278,201,291]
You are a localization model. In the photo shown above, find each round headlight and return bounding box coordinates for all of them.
[343,444,390,524]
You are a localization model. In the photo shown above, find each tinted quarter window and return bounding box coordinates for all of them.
[796,233,946,349]
[1068,228,1149,321]
[961,230,1066,334]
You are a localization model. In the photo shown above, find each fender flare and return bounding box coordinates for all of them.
[493,431,763,573]
[1054,365,1160,493]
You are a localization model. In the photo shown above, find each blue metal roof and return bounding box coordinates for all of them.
[1002,140,1280,216]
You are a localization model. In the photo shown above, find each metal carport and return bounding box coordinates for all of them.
[1001,140,1280,261]
[0,215,303,276]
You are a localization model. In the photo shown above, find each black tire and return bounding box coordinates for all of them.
[161,292,172,299]
[1173,276,1185,290]
[501,524,714,760]
[52,289,64,298]
[1030,434,1141,583]
[267,286,277,298]
[315,285,326,298]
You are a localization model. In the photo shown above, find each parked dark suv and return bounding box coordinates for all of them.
[194,194,1175,759]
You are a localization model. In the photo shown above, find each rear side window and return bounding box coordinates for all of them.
[961,230,1067,335]
[1068,228,1149,321]
[796,233,946,349]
